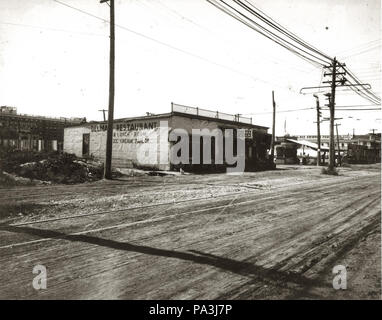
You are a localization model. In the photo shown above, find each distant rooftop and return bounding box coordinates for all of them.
[0,106,85,123]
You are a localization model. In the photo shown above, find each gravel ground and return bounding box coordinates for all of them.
[0,164,380,299]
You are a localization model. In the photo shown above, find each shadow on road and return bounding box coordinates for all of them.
[1,223,325,298]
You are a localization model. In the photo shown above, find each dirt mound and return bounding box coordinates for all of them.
[0,149,105,184]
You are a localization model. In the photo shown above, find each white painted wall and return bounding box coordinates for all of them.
[63,115,268,170]
[63,126,91,157]
[63,120,170,170]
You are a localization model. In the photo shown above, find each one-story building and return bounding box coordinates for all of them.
[63,103,273,172]
[275,135,329,165]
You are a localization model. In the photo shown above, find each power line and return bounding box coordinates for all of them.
[347,81,381,105]
[137,0,317,75]
[346,85,381,105]
[155,0,210,32]
[0,21,107,37]
[51,0,296,91]
[341,65,381,105]
[333,104,382,108]
[213,0,329,65]
[206,0,326,67]
[236,0,332,61]
[153,0,313,73]
[244,107,314,115]
[342,44,381,59]
[336,38,381,55]
[335,108,381,111]
[346,67,381,101]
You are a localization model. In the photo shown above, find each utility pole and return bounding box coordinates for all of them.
[371,129,377,163]
[335,123,341,166]
[101,0,115,180]
[270,91,276,162]
[328,58,337,171]
[322,58,349,170]
[313,94,321,166]
[98,109,107,122]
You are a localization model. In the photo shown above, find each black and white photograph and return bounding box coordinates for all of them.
[0,0,381,305]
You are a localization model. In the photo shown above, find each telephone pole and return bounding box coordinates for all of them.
[335,123,341,166]
[101,0,115,180]
[313,94,321,166]
[323,57,346,171]
[270,91,276,162]
[328,58,337,171]
[301,58,371,169]
[98,109,107,122]
[371,129,377,163]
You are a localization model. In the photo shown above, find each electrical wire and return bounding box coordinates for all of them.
[206,0,325,67]
[0,21,107,37]
[345,69,381,104]
[346,67,381,100]
[335,108,381,111]
[51,0,296,90]
[334,104,382,108]
[244,107,314,115]
[336,38,381,55]
[236,0,332,62]
[342,44,381,59]
[214,0,329,65]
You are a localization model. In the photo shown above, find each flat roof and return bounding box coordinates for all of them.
[286,138,329,151]
[0,112,84,124]
[68,111,269,130]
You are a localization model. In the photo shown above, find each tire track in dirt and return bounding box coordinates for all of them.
[0,171,379,299]
[0,174,374,249]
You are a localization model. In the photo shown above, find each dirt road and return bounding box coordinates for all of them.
[0,165,380,299]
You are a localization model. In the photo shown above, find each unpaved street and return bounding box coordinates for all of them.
[0,165,380,299]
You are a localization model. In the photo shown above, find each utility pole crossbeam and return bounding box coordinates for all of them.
[270,91,276,162]
[101,0,115,180]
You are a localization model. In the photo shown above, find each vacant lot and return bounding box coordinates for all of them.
[0,164,380,299]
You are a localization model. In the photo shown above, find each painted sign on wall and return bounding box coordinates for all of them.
[90,121,158,133]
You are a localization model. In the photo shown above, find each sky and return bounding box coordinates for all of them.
[0,0,380,136]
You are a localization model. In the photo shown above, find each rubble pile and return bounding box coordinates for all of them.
[0,149,105,184]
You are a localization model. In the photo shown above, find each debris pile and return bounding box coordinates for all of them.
[0,149,105,184]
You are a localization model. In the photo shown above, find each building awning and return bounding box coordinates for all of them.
[286,138,329,151]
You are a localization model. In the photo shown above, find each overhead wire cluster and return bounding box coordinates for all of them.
[50,0,307,93]
[206,0,381,108]
[45,0,381,113]
[338,38,381,59]
[342,66,381,105]
[206,0,333,67]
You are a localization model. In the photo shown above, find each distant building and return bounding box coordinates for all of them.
[277,133,381,164]
[0,106,17,115]
[275,135,329,165]
[274,136,299,164]
[295,134,353,155]
[345,133,381,163]
[0,106,86,152]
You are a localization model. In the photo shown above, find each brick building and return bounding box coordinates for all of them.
[0,106,85,152]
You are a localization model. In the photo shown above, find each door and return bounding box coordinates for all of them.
[82,133,90,156]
